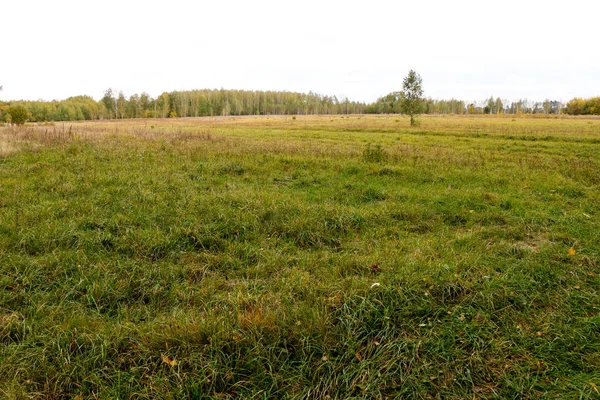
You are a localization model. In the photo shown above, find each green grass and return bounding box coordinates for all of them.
[1,115,599,399]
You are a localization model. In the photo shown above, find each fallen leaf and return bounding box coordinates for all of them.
[370,263,381,272]
[573,285,581,290]
[568,248,576,256]
[355,353,362,362]
[162,354,178,367]
[322,355,328,361]
[536,331,543,337]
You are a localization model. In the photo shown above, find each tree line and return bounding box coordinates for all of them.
[0,89,366,124]
[100,88,368,119]
[365,92,467,115]
[367,94,567,115]
[564,97,600,115]
[1,89,598,124]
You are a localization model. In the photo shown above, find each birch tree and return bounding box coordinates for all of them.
[400,70,424,127]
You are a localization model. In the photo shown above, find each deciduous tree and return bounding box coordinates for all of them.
[7,105,29,125]
[401,70,424,127]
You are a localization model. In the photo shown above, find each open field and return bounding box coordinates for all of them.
[1,114,599,399]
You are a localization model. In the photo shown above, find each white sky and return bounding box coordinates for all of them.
[1,0,598,104]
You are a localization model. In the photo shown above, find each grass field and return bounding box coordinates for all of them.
[1,115,599,399]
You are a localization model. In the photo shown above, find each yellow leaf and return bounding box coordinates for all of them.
[162,354,178,367]
[568,248,576,256]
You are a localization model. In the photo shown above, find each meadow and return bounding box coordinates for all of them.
[0,114,599,399]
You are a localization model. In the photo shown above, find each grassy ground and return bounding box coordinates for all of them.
[1,115,599,399]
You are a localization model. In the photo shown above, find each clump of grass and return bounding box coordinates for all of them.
[220,162,246,175]
[362,144,388,163]
[360,186,387,202]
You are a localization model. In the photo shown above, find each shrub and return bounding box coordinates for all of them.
[7,105,30,126]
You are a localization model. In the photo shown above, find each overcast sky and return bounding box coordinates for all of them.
[1,0,598,104]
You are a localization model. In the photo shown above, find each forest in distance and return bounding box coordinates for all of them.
[1,87,599,124]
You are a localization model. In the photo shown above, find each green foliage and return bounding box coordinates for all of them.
[0,103,8,123]
[7,105,30,125]
[3,96,105,122]
[367,91,403,113]
[1,86,578,123]
[566,97,600,115]
[362,144,388,163]
[0,89,370,123]
[101,88,116,118]
[495,97,503,114]
[401,70,425,126]
[368,92,466,115]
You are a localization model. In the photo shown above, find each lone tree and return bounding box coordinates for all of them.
[401,70,424,127]
[7,105,30,126]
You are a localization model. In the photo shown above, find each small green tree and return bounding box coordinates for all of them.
[495,97,504,114]
[8,105,30,126]
[486,96,495,114]
[401,70,424,127]
[543,99,551,114]
[101,88,116,119]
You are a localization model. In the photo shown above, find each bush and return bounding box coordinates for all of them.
[7,105,30,126]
